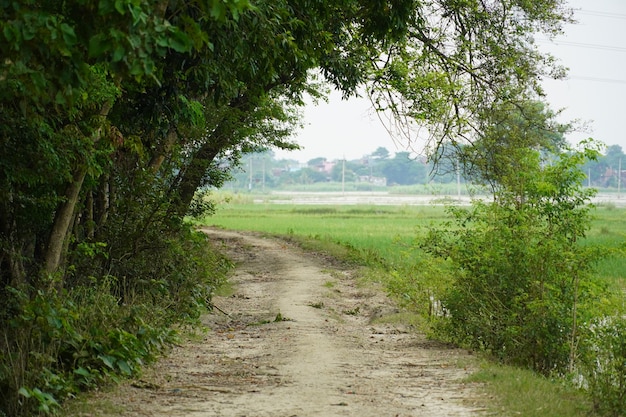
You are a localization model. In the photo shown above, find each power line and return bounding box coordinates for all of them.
[569,75,626,85]
[545,74,626,85]
[577,9,626,20]
[536,38,626,53]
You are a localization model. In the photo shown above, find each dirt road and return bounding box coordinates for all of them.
[83,228,486,416]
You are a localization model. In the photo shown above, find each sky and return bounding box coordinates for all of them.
[275,0,626,163]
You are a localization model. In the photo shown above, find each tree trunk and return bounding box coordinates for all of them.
[169,95,253,217]
[42,102,114,276]
[170,133,227,218]
[148,128,178,174]
[42,165,87,275]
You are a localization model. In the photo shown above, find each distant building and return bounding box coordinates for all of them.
[358,175,387,186]
[312,160,336,173]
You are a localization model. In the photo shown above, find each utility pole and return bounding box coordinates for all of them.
[262,157,266,192]
[342,157,345,194]
[456,158,461,199]
[248,157,252,192]
[618,158,622,199]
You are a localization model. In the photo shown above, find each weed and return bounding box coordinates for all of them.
[342,307,360,316]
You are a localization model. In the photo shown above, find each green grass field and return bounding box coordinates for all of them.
[204,199,626,290]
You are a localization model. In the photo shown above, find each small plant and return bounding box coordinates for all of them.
[580,316,626,417]
[323,280,336,288]
[17,387,59,414]
[273,312,292,322]
[342,306,360,316]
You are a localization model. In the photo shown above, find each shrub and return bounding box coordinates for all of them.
[419,146,605,375]
[580,316,626,417]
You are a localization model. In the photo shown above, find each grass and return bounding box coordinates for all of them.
[202,196,626,417]
[467,363,593,417]
[205,202,451,269]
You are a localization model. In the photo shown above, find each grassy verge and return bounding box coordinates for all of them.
[467,363,593,417]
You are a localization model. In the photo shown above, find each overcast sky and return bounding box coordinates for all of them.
[275,0,626,163]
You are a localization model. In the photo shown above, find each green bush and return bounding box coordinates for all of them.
[419,147,606,375]
[581,316,626,417]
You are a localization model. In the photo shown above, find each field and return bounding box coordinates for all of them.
[204,194,626,293]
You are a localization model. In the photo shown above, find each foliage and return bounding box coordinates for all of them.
[381,151,428,185]
[418,136,608,375]
[0,227,231,416]
[580,316,626,417]
[460,101,568,192]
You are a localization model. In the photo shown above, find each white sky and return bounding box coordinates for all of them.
[275,0,626,163]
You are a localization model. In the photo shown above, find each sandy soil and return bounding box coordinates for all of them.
[77,228,487,417]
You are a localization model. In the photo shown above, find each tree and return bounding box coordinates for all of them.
[368,1,572,161]
[382,152,427,185]
[419,101,605,374]
[371,147,390,160]
[330,160,358,183]
[460,100,569,194]
[0,0,573,284]
[307,157,328,168]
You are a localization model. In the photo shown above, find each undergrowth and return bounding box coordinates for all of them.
[0,227,231,417]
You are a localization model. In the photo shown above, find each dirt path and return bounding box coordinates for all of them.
[82,228,486,416]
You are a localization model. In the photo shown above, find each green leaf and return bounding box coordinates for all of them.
[117,359,132,375]
[98,354,115,369]
[60,23,77,46]
[114,0,127,15]
[73,367,91,377]
[167,29,191,53]
[210,1,226,20]
[129,60,144,76]
[3,24,17,43]
[112,45,125,62]
[18,387,31,398]
[88,34,109,57]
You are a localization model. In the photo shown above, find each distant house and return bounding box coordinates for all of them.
[600,167,626,187]
[312,160,336,173]
[358,175,387,186]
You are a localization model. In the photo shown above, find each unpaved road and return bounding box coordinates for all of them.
[77,228,486,416]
